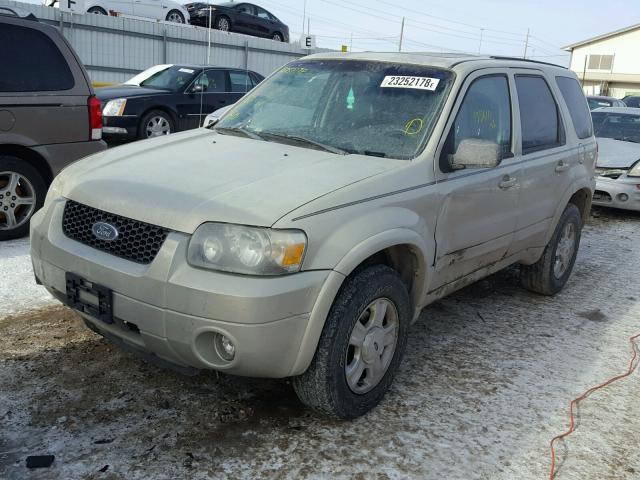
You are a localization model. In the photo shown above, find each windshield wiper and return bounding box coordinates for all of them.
[215,126,264,141]
[258,132,347,155]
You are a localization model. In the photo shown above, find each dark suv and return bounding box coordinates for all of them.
[0,9,106,240]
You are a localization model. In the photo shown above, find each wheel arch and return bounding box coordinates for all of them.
[544,181,594,245]
[0,145,53,186]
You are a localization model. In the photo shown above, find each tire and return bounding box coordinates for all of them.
[215,15,231,32]
[138,110,174,139]
[520,203,582,295]
[293,265,411,419]
[0,156,46,241]
[272,32,283,42]
[165,10,185,23]
[87,6,107,14]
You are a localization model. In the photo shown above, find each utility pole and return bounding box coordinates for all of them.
[350,32,353,52]
[523,28,530,59]
[478,28,484,54]
[307,17,310,36]
[398,16,405,52]
[207,5,212,65]
[302,0,307,37]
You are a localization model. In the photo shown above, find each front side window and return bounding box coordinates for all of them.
[0,24,74,92]
[516,75,564,154]
[194,70,227,92]
[440,75,512,169]
[216,60,454,159]
[556,76,593,139]
[591,112,640,143]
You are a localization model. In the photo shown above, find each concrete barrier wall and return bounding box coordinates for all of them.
[1,0,326,83]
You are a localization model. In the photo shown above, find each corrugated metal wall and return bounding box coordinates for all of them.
[1,0,325,83]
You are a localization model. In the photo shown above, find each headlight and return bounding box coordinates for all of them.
[629,160,640,177]
[102,98,127,116]
[188,223,307,275]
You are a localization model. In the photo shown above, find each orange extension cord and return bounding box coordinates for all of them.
[548,332,640,480]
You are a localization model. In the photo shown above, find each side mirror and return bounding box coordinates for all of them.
[191,84,207,94]
[450,139,502,170]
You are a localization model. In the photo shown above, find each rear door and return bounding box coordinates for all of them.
[252,5,275,37]
[0,18,92,147]
[432,71,521,288]
[507,72,577,253]
[133,0,163,20]
[227,70,254,103]
[232,3,255,33]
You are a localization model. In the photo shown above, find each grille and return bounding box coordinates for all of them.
[62,200,170,264]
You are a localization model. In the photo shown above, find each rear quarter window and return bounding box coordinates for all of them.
[0,23,75,92]
[556,77,593,139]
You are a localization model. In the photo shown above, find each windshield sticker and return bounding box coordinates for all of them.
[403,118,424,136]
[282,66,308,74]
[179,68,195,74]
[381,76,440,91]
[347,87,355,110]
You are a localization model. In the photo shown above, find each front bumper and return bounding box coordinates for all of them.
[102,115,139,141]
[30,199,338,378]
[593,177,640,211]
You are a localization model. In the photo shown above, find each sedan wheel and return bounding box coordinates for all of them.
[216,17,230,31]
[272,32,283,41]
[166,10,185,23]
[0,171,36,231]
[145,115,171,138]
[87,6,107,14]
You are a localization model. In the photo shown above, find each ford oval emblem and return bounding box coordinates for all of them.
[92,222,119,242]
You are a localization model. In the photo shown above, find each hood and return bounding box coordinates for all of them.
[596,137,640,168]
[95,86,171,102]
[58,129,401,233]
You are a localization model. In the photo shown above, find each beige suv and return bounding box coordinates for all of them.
[30,53,596,418]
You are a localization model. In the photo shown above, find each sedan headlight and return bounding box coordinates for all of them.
[629,160,640,177]
[188,223,307,275]
[102,98,127,116]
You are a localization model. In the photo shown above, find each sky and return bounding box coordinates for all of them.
[18,0,640,66]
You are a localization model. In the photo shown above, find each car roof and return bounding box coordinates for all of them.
[302,52,568,74]
[592,107,640,114]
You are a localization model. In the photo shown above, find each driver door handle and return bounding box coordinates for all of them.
[498,175,517,190]
[556,160,570,173]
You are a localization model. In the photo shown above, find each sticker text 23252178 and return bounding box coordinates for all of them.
[380,76,440,91]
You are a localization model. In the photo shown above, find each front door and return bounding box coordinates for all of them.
[182,69,230,128]
[133,0,162,20]
[432,72,521,289]
[232,4,255,33]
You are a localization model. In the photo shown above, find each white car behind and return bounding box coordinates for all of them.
[44,0,189,23]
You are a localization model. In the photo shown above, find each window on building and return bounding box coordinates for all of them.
[587,54,614,71]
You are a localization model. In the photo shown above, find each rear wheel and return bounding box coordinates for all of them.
[87,6,107,14]
[520,203,582,295]
[166,10,185,23]
[272,32,283,42]
[215,16,230,32]
[139,110,173,139]
[0,157,46,241]
[293,265,410,419]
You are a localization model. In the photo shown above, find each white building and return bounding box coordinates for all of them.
[564,23,640,99]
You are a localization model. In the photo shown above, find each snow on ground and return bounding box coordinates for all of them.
[0,238,57,317]
[0,208,639,480]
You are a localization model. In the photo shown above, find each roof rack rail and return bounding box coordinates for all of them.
[490,55,566,69]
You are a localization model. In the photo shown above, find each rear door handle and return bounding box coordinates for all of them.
[498,176,517,189]
[555,161,570,173]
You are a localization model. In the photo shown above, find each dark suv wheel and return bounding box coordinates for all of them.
[0,156,46,241]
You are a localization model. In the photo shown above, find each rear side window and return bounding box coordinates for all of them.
[229,71,253,92]
[0,24,74,92]
[556,76,593,139]
[515,75,564,154]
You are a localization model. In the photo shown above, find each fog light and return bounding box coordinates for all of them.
[617,193,629,202]
[214,333,235,361]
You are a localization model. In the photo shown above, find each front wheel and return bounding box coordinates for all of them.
[0,156,46,241]
[87,6,107,14]
[139,110,174,139]
[293,265,411,419]
[166,10,185,23]
[520,203,582,295]
[272,32,283,42]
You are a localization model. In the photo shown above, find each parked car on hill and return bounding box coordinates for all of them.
[586,95,626,110]
[0,8,106,240]
[31,54,596,418]
[591,107,640,211]
[44,0,190,23]
[97,65,264,141]
[622,95,640,108]
[186,2,289,42]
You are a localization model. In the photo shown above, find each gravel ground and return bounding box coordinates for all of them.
[1,207,639,480]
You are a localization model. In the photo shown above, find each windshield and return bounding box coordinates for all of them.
[592,112,640,143]
[216,60,454,159]
[588,98,612,110]
[139,65,200,91]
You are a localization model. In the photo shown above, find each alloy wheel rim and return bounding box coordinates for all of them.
[167,12,183,23]
[273,33,282,41]
[218,18,230,31]
[554,222,576,278]
[345,298,399,395]
[0,171,36,231]
[146,116,170,137]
